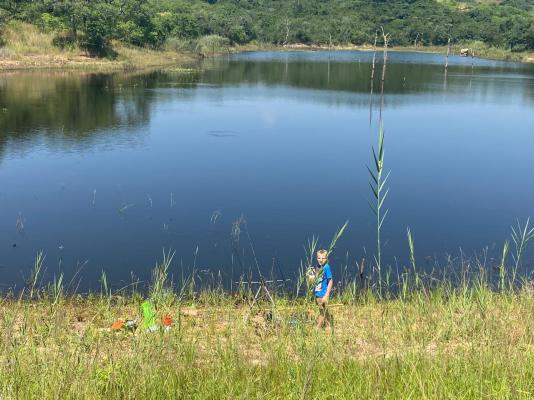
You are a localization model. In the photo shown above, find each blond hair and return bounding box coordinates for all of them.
[317,249,328,256]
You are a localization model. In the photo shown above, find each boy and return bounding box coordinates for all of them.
[314,249,333,328]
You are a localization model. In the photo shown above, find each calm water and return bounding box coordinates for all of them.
[1,51,534,291]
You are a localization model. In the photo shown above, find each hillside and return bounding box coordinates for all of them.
[1,0,533,64]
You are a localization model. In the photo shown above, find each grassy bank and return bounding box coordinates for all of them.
[0,21,197,71]
[1,273,533,399]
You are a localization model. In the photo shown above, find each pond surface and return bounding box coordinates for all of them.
[1,51,534,291]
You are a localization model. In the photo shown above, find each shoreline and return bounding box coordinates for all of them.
[0,48,199,72]
[235,42,534,64]
[2,42,533,73]
[0,59,197,73]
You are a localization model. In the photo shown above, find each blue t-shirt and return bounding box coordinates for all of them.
[314,263,332,298]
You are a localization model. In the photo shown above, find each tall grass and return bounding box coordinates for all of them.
[0,260,532,399]
[150,249,175,307]
[499,240,510,292]
[1,21,63,55]
[27,251,45,299]
[327,220,349,257]
[511,218,534,285]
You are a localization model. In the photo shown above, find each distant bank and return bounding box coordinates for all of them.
[1,22,533,71]
[240,42,534,64]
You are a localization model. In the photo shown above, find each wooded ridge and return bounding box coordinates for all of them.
[1,0,533,56]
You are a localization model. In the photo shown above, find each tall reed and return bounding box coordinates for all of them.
[28,251,45,299]
[327,220,349,257]
[406,227,421,291]
[367,124,389,297]
[150,249,175,307]
[499,240,510,292]
[510,217,534,286]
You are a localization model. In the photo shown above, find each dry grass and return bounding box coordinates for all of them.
[0,21,197,71]
[0,287,532,398]
[1,21,62,56]
[6,293,526,365]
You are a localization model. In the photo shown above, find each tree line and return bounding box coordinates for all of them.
[1,0,533,55]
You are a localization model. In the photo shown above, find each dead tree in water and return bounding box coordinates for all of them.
[379,26,390,123]
[444,37,451,90]
[445,37,451,69]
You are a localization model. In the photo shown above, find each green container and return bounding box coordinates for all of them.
[141,300,157,332]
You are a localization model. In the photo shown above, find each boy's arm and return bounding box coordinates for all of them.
[323,278,334,301]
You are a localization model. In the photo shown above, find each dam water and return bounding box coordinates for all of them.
[1,50,534,291]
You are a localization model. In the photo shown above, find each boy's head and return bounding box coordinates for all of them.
[316,249,328,266]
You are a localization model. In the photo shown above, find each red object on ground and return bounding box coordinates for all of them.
[162,314,173,327]
[111,320,125,331]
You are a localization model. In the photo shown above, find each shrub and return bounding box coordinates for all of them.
[195,34,229,56]
[40,13,65,32]
[78,3,118,56]
[116,21,145,47]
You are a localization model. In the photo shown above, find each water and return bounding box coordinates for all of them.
[1,51,534,291]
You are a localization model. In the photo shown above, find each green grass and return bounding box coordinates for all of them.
[1,264,532,399]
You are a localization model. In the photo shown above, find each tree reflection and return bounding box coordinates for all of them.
[0,70,199,162]
[201,56,534,105]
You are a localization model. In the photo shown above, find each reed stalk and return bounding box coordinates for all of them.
[510,218,534,287]
[367,123,390,298]
[369,30,378,125]
[50,273,64,309]
[327,221,349,257]
[499,240,510,292]
[28,251,45,299]
[407,227,420,291]
[379,26,390,122]
[150,249,175,307]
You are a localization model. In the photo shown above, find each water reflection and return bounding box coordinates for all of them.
[2,55,534,152]
[204,55,534,104]
[0,70,204,161]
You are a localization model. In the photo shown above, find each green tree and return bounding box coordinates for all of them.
[79,2,119,55]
